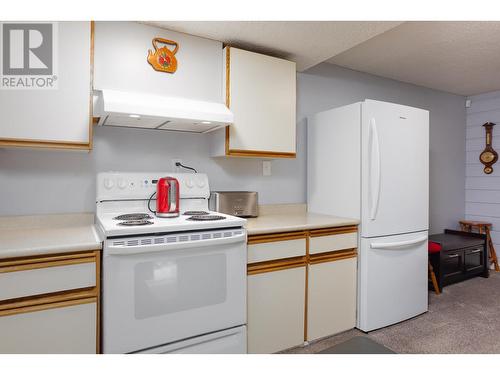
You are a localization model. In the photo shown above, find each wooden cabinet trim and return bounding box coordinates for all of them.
[226,149,297,159]
[248,226,358,244]
[248,231,308,245]
[304,236,310,341]
[309,226,358,237]
[0,21,95,151]
[0,256,96,274]
[247,256,306,275]
[0,288,97,312]
[309,249,357,265]
[95,248,101,353]
[0,296,97,318]
[224,46,231,156]
[0,250,99,268]
[225,46,231,109]
[88,20,95,150]
[0,138,91,150]
[0,250,99,273]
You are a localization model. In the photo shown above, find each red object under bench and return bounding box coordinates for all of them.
[428,241,442,254]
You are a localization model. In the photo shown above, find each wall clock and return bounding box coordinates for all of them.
[479,122,498,174]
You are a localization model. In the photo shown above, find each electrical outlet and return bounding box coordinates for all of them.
[172,158,182,172]
[263,160,272,176]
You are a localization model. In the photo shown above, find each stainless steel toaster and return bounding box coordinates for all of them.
[209,191,258,217]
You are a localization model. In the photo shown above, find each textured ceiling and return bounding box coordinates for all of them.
[143,21,402,71]
[328,21,500,96]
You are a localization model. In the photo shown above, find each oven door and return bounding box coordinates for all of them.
[102,228,247,354]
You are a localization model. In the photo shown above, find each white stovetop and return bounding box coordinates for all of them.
[96,201,246,237]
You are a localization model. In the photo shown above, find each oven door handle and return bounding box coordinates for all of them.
[105,231,247,255]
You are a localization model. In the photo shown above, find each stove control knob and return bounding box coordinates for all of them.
[196,178,206,188]
[104,178,114,190]
[117,178,127,190]
[185,179,194,189]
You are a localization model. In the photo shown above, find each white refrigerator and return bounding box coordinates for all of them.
[307,99,429,332]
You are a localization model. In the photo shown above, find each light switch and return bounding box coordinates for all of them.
[263,161,272,176]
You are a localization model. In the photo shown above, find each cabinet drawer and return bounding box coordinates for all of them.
[0,299,97,353]
[309,232,357,255]
[0,258,96,301]
[248,238,306,264]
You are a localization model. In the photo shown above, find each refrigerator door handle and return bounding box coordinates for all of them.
[369,118,381,220]
[370,235,428,250]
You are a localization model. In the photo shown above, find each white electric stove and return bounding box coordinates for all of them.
[96,172,247,354]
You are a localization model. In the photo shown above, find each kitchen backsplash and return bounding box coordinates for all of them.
[0,122,306,216]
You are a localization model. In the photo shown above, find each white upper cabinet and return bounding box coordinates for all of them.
[93,22,223,103]
[0,22,93,150]
[211,47,297,158]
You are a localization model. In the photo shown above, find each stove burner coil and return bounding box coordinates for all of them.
[187,215,226,221]
[117,220,154,226]
[113,213,153,221]
[183,211,210,216]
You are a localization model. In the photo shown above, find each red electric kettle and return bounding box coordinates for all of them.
[155,176,180,218]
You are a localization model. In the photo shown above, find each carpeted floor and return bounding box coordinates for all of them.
[284,272,500,354]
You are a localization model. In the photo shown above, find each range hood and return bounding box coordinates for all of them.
[93,89,233,133]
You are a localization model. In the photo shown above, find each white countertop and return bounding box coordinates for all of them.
[245,204,359,235]
[0,213,102,259]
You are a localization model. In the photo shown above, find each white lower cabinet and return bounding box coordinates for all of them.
[0,301,97,354]
[247,227,358,353]
[307,258,357,341]
[0,250,100,354]
[247,266,305,354]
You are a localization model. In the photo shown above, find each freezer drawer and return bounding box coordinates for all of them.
[357,231,428,332]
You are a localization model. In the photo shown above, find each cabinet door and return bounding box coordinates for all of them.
[307,258,357,342]
[224,47,296,158]
[0,300,97,353]
[247,266,305,353]
[0,22,92,149]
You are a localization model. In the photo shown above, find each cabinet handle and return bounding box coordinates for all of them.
[447,253,460,258]
[469,249,482,254]
[369,118,381,221]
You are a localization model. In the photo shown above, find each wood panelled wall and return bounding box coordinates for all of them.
[466,90,500,250]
